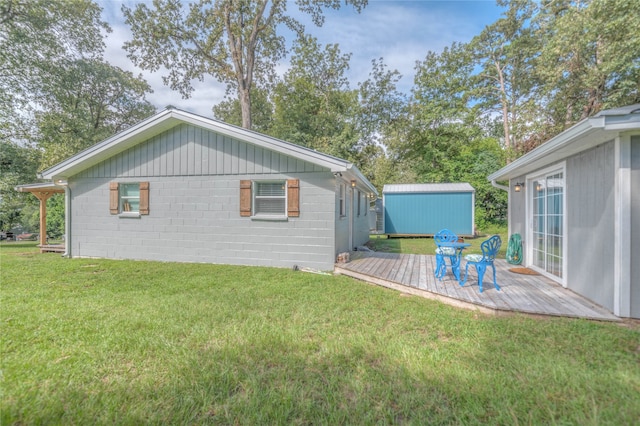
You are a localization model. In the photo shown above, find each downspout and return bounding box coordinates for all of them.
[64,185,71,257]
[56,180,71,257]
[349,185,354,251]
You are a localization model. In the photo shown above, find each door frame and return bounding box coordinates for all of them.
[525,162,568,287]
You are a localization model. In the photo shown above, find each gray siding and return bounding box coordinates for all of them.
[353,189,372,247]
[631,136,640,318]
[76,123,327,178]
[566,141,615,311]
[509,175,528,259]
[334,182,371,254]
[68,123,343,270]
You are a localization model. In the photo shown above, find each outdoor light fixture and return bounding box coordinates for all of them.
[514,182,524,192]
[350,180,356,188]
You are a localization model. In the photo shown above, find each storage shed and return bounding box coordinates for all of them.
[383,183,475,236]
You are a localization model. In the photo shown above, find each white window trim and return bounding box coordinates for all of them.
[251,180,288,220]
[339,183,346,218]
[525,161,567,286]
[118,183,141,218]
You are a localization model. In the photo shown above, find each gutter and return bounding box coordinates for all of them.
[491,180,509,191]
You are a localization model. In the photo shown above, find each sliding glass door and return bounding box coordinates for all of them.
[530,171,565,280]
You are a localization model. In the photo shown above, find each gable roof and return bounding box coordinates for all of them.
[488,103,640,182]
[39,108,377,195]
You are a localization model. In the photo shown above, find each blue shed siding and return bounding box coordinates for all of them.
[384,192,474,235]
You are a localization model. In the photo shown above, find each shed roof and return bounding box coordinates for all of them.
[383,183,475,194]
[15,182,65,194]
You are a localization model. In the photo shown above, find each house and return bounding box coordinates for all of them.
[488,104,640,319]
[382,183,475,237]
[34,108,377,271]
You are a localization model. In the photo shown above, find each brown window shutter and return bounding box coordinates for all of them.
[139,182,150,215]
[240,180,252,217]
[287,179,300,217]
[109,182,119,214]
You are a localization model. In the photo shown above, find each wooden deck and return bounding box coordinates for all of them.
[39,244,65,253]
[335,252,619,322]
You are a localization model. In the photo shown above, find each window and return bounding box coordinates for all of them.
[339,183,346,216]
[110,182,149,216]
[255,181,286,216]
[365,194,368,216]
[240,179,299,218]
[357,190,361,216]
[120,183,140,213]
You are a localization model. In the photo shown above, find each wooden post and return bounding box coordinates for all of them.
[33,192,54,248]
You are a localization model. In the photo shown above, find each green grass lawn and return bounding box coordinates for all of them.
[2,242,639,424]
[368,227,509,257]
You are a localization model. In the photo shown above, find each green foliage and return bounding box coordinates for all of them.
[0,0,109,143]
[36,58,156,168]
[271,36,359,160]
[1,0,156,169]
[534,0,640,131]
[46,194,65,238]
[212,87,274,133]
[2,246,639,424]
[0,141,40,231]
[390,0,639,226]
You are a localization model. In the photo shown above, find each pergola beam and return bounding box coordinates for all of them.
[15,183,65,249]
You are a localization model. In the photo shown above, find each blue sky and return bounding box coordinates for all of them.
[100,0,504,116]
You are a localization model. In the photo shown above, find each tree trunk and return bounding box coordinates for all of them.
[240,87,251,129]
[494,59,511,150]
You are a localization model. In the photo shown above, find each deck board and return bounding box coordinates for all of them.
[335,253,619,321]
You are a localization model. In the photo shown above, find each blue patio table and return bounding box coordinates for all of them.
[435,241,471,281]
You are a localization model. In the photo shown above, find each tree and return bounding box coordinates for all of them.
[534,0,640,132]
[212,87,274,133]
[1,0,156,234]
[0,141,40,231]
[123,0,367,129]
[469,0,538,152]
[402,43,478,181]
[392,43,508,225]
[36,58,156,168]
[1,0,108,143]
[1,0,156,168]
[270,35,359,160]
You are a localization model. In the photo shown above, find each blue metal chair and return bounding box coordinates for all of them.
[434,229,459,280]
[460,235,502,292]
